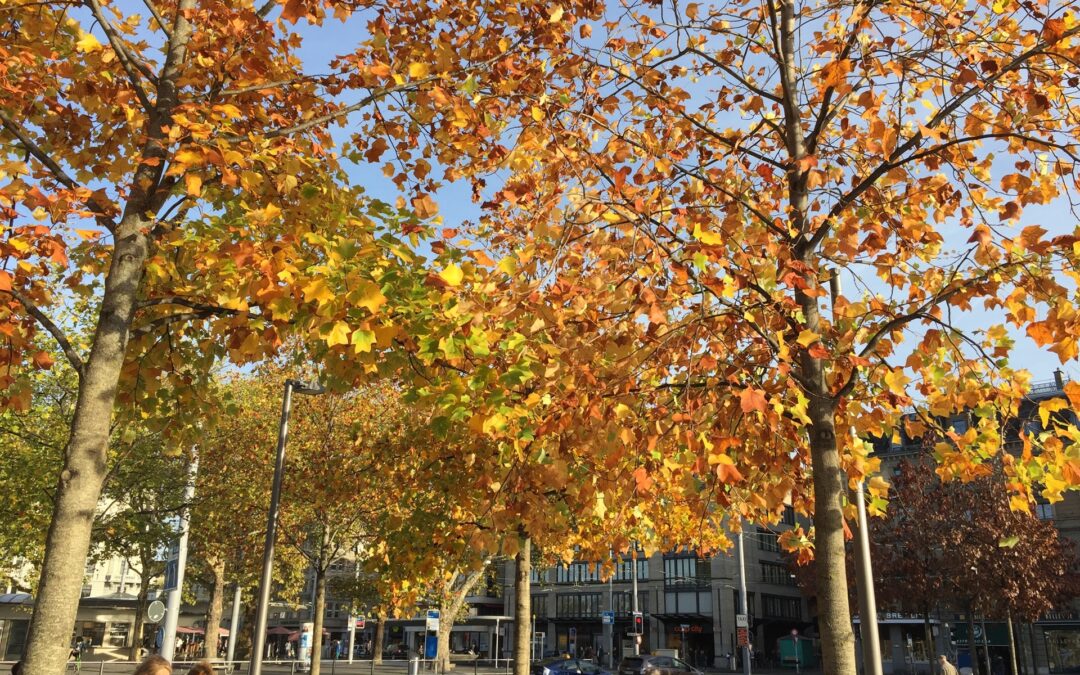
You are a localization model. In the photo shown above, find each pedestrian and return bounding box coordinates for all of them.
[938,655,959,675]
[186,660,214,675]
[11,661,22,675]
[134,655,172,675]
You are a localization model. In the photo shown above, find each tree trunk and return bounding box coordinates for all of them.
[311,565,328,675]
[205,557,227,659]
[374,612,386,664]
[967,606,980,675]
[130,580,150,661]
[923,610,934,675]
[18,6,196,674]
[239,600,257,660]
[21,222,152,675]
[437,569,487,672]
[513,536,532,675]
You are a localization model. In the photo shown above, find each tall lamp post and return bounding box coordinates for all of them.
[249,379,325,675]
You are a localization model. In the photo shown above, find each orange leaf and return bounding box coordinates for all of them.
[716,462,744,484]
[32,351,54,369]
[1064,381,1080,409]
[0,271,10,292]
[633,467,654,495]
[739,387,767,414]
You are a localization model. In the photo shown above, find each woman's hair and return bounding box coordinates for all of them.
[186,661,215,675]
[134,655,173,675]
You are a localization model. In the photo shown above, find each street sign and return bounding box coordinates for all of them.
[736,628,749,648]
[355,617,366,629]
[736,614,748,629]
[426,609,440,631]
[147,600,166,624]
[163,560,179,592]
[601,611,615,625]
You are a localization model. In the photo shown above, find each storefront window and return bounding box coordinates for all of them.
[900,626,929,663]
[1044,628,1080,673]
[108,622,129,648]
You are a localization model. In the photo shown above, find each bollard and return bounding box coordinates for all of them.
[409,657,420,675]
[99,662,105,675]
[332,659,337,675]
[370,660,375,675]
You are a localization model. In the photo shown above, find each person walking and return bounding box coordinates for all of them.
[938,654,960,675]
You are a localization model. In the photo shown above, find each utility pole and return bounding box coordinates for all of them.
[736,531,751,675]
[348,546,360,664]
[250,379,325,675]
[161,452,198,662]
[227,581,242,664]
[631,546,640,656]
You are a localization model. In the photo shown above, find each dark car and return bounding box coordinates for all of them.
[383,643,412,659]
[617,655,701,675]
[531,658,610,675]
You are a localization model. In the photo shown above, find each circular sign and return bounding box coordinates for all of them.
[147,600,166,623]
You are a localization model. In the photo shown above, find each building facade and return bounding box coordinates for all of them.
[503,511,809,669]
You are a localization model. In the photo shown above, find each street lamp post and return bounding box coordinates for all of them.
[736,531,751,675]
[249,379,325,675]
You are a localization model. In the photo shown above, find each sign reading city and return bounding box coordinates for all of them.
[426,609,440,632]
[601,611,615,625]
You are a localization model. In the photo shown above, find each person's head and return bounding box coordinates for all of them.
[12,661,23,675]
[186,660,214,675]
[134,655,172,675]
[939,655,949,663]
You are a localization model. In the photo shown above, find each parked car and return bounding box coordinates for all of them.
[617,655,701,675]
[531,658,610,675]
[383,643,413,659]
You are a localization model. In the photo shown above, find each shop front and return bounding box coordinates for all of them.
[657,617,713,668]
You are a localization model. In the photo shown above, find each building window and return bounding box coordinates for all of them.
[555,593,601,618]
[555,562,600,584]
[532,594,547,618]
[762,595,801,620]
[760,563,796,586]
[613,559,649,582]
[1044,628,1080,672]
[782,506,796,526]
[757,529,779,553]
[81,584,92,598]
[663,555,710,586]
[664,590,711,615]
[108,622,130,647]
[612,592,649,616]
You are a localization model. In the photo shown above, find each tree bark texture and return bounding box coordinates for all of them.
[204,557,226,659]
[130,580,149,661]
[436,569,485,672]
[373,612,386,664]
[311,565,328,675]
[512,536,531,675]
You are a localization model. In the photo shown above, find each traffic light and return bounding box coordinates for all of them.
[632,611,643,635]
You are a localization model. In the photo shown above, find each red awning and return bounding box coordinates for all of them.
[267,626,293,636]
[176,626,201,635]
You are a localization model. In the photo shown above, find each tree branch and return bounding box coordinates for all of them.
[83,0,157,111]
[1,288,85,376]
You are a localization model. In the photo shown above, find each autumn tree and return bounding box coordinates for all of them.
[377,0,1080,672]
[0,0,589,672]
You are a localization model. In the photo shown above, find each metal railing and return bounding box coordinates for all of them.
[1,658,521,675]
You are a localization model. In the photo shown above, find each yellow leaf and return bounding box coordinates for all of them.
[354,280,386,314]
[351,329,376,353]
[76,32,102,53]
[796,329,820,347]
[1039,398,1068,429]
[549,5,564,22]
[173,149,204,167]
[325,321,351,347]
[693,223,723,245]
[883,368,909,394]
[439,263,464,287]
[185,174,202,197]
[74,229,101,240]
[498,256,517,275]
[302,277,336,306]
[408,62,430,78]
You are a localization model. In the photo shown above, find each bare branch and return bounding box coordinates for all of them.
[1,288,85,376]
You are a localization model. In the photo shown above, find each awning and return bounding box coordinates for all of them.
[176,626,201,635]
[650,613,710,622]
[267,626,293,636]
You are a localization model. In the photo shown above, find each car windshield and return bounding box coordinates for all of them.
[621,658,644,669]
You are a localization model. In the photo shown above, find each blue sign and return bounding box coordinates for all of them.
[425,635,438,659]
[601,611,614,625]
[163,560,179,592]
[427,610,440,620]
[300,632,311,649]
[569,627,577,639]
